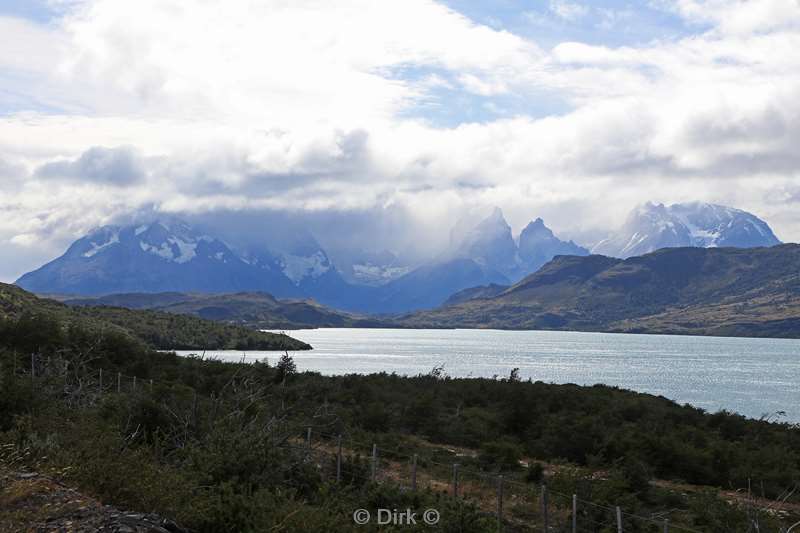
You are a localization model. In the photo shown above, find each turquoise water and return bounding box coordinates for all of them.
[177,328,800,422]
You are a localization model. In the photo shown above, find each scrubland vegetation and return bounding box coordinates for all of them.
[1,312,799,532]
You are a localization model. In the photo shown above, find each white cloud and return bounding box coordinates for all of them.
[665,0,800,34]
[549,0,590,21]
[36,145,147,184]
[55,0,543,126]
[2,0,800,280]
[0,16,62,73]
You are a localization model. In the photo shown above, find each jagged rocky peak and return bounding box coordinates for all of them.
[517,217,589,274]
[456,208,512,250]
[443,208,588,283]
[485,206,509,226]
[450,207,507,246]
[454,207,518,271]
[592,202,781,258]
[519,217,553,242]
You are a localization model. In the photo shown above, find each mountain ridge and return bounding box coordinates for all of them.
[65,291,384,329]
[400,244,800,339]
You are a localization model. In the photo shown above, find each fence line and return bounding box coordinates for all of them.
[307,429,704,532]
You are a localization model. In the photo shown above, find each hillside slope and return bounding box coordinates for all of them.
[0,283,310,351]
[65,291,383,329]
[401,245,800,338]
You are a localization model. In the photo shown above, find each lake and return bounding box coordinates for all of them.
[176,328,800,422]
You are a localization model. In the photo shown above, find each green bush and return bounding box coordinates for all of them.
[478,440,523,471]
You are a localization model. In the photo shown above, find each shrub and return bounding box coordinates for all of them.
[478,440,523,471]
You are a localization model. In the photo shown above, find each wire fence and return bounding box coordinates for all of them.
[297,428,705,533]
[6,351,799,532]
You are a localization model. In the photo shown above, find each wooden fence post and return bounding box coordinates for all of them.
[99,368,103,391]
[541,484,549,533]
[306,427,312,450]
[336,435,342,484]
[452,463,459,498]
[371,444,377,482]
[133,375,136,391]
[150,379,154,392]
[192,391,198,429]
[497,475,504,531]
[616,506,623,533]
[663,519,669,533]
[572,494,577,533]
[411,454,418,492]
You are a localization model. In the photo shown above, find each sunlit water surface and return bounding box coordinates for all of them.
[176,328,800,422]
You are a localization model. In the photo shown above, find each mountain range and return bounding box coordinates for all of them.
[401,244,800,338]
[15,202,783,314]
[16,209,589,313]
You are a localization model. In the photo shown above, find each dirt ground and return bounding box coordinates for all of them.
[0,466,187,533]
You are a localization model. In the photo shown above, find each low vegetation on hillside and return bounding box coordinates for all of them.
[66,291,382,330]
[0,283,310,351]
[1,309,798,531]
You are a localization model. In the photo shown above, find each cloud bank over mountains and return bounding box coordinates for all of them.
[1,0,799,281]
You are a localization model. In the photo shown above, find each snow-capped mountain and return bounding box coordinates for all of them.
[16,220,301,297]
[244,230,335,288]
[592,202,781,258]
[15,217,390,312]
[241,229,374,310]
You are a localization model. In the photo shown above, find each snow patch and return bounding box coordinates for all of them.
[83,232,120,258]
[353,263,410,283]
[280,251,330,284]
[139,237,198,264]
[621,232,648,255]
[171,238,198,264]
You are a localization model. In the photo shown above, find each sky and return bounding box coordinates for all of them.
[1,0,800,281]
